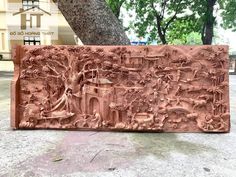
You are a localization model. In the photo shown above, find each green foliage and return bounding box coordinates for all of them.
[106,0,126,18]
[167,15,201,44]
[220,0,236,31]
[171,39,183,45]
[170,32,201,45]
[186,32,202,44]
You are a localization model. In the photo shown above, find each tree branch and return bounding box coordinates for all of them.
[151,0,167,44]
[164,14,177,33]
[151,0,159,18]
[163,0,181,32]
[160,0,168,19]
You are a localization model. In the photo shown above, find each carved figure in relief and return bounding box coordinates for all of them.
[42,96,51,111]
[92,110,102,128]
[127,105,134,124]
[152,76,163,90]
[175,84,184,96]
[152,89,159,103]
[19,104,40,128]
[176,69,181,82]
[198,94,213,102]
[192,99,207,110]
[163,80,171,95]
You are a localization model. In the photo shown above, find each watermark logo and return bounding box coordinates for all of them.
[13,6,51,30]
[7,3,58,40]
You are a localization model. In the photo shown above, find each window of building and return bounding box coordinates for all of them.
[1,33,5,50]
[24,36,41,45]
[22,0,39,10]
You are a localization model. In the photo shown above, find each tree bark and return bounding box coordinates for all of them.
[55,0,130,45]
[155,16,167,44]
[201,0,216,45]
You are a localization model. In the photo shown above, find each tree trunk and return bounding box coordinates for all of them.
[55,0,130,45]
[201,0,216,45]
[158,29,167,44]
[155,16,167,44]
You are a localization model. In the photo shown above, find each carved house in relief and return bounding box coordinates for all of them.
[121,51,144,71]
[81,77,115,122]
[144,54,166,68]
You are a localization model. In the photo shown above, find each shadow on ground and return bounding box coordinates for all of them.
[131,133,216,158]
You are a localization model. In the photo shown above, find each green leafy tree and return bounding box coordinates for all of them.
[191,0,236,44]
[190,0,217,45]
[124,0,197,44]
[129,0,236,44]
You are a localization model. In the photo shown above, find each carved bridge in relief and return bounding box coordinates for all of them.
[11,45,230,132]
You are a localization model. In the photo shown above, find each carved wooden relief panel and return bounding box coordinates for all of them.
[11,45,230,132]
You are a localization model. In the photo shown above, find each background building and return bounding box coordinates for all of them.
[229,51,236,74]
[0,0,82,60]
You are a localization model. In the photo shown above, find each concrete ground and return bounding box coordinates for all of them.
[0,61,236,177]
